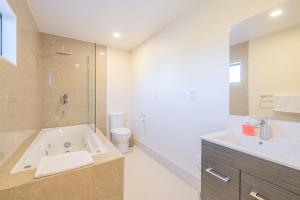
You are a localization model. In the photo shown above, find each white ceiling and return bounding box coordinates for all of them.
[230,0,300,46]
[26,0,201,50]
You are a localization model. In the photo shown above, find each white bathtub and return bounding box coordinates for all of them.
[10,124,108,174]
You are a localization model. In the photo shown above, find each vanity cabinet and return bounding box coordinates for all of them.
[241,172,300,200]
[201,140,300,200]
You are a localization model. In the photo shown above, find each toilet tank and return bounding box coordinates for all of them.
[109,112,125,129]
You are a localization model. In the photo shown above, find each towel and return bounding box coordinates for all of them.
[273,94,300,114]
[34,151,94,178]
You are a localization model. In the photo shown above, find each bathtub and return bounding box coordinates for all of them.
[10,124,108,174]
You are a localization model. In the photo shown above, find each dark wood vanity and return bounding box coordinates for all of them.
[201,140,300,200]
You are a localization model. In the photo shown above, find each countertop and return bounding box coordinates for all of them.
[201,129,300,171]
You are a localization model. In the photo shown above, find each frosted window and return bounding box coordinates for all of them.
[0,0,17,65]
[229,62,241,84]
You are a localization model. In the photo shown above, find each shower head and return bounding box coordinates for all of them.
[56,46,72,56]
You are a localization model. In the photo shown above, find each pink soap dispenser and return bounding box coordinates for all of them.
[242,116,255,136]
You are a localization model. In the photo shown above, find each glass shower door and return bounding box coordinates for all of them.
[40,34,97,130]
[88,44,96,131]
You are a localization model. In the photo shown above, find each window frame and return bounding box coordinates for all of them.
[0,11,2,56]
[229,62,242,85]
[0,0,17,65]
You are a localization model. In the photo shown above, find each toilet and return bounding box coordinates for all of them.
[109,112,132,153]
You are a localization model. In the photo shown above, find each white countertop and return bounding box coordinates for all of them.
[201,129,300,171]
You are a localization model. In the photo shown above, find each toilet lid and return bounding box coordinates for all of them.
[111,127,131,135]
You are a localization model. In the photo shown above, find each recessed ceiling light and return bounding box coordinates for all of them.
[270,9,282,18]
[113,32,121,39]
[99,52,105,55]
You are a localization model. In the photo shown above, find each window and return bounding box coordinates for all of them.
[0,0,17,65]
[229,62,241,84]
[0,11,2,55]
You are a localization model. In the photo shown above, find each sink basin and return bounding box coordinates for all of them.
[201,130,300,171]
[215,133,299,157]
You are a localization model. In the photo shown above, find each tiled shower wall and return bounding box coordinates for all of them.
[40,33,96,128]
[0,0,41,164]
[0,1,107,166]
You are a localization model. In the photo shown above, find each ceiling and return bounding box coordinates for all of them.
[230,0,300,46]
[26,0,201,50]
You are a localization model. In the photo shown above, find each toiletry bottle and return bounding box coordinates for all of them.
[242,116,255,136]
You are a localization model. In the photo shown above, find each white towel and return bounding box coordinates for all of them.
[273,94,300,114]
[34,151,94,178]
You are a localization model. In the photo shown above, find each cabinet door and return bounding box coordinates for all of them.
[241,172,300,200]
[201,158,240,200]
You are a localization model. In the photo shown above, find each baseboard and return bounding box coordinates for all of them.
[135,140,201,190]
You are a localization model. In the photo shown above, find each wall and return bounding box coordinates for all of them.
[40,33,96,128]
[131,0,286,188]
[249,25,300,121]
[107,47,132,135]
[0,0,41,164]
[230,42,249,116]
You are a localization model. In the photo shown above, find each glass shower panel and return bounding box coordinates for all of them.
[40,33,96,130]
[95,45,107,134]
[88,44,96,131]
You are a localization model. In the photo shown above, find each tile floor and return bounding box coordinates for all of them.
[124,147,199,200]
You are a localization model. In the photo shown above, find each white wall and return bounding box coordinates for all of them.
[130,0,286,185]
[107,47,132,133]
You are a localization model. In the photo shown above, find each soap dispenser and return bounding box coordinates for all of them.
[242,116,255,136]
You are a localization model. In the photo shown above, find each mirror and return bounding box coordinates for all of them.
[229,0,300,121]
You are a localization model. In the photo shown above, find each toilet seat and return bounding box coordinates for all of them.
[111,127,131,135]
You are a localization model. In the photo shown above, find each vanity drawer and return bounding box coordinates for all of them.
[202,140,300,195]
[201,158,240,200]
[241,172,300,200]
[202,141,237,168]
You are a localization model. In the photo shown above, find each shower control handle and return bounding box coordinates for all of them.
[60,94,69,105]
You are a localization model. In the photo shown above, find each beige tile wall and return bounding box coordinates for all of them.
[0,0,41,133]
[0,0,41,167]
[40,33,97,128]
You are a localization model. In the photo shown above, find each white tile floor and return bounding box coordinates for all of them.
[124,147,198,200]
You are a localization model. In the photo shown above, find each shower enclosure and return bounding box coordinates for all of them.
[0,32,107,167]
[40,33,97,130]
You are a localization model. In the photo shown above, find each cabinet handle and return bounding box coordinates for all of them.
[205,167,231,182]
[250,191,265,200]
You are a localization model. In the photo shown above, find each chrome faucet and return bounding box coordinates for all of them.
[255,117,271,140]
[60,94,69,105]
